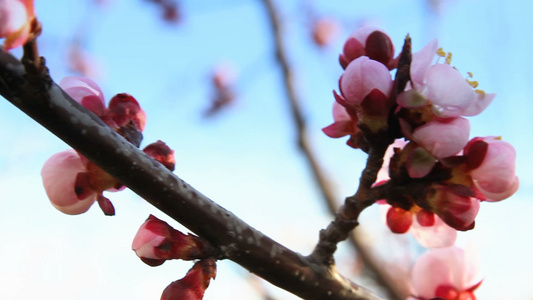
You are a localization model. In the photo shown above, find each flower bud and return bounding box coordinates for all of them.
[59,76,106,116]
[107,93,146,132]
[161,259,217,300]
[465,136,518,201]
[143,140,176,171]
[339,26,395,69]
[132,215,211,266]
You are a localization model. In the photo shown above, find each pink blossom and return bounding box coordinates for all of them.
[426,185,480,231]
[423,64,495,118]
[132,215,209,267]
[0,0,34,50]
[311,18,339,47]
[59,76,146,133]
[409,117,471,158]
[339,26,395,69]
[408,40,495,118]
[41,150,120,215]
[340,56,393,107]
[410,246,482,300]
[41,150,97,215]
[59,76,106,116]
[465,136,519,201]
[376,140,457,247]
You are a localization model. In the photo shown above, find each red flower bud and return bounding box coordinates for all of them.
[107,93,146,132]
[143,140,176,171]
[132,215,211,266]
[161,259,217,300]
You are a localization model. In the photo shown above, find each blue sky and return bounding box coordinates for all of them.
[0,0,532,299]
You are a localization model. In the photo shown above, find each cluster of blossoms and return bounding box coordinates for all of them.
[132,215,217,299]
[41,76,175,215]
[324,26,519,299]
[0,0,35,49]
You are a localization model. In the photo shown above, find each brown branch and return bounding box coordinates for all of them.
[260,0,409,298]
[0,48,384,299]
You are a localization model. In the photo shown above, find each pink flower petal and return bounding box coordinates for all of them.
[424,64,477,118]
[322,120,354,138]
[412,117,470,158]
[469,137,518,201]
[410,215,457,248]
[462,92,496,117]
[0,0,27,37]
[410,39,438,90]
[41,150,97,215]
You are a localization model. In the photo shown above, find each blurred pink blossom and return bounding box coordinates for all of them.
[409,246,482,300]
[311,18,339,47]
[0,0,34,49]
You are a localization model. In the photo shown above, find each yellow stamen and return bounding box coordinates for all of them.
[436,47,446,57]
[467,79,479,88]
[475,89,486,96]
[445,52,452,64]
[495,136,502,140]
[467,72,474,78]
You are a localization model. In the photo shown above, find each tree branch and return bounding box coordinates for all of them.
[260,0,409,298]
[0,48,383,299]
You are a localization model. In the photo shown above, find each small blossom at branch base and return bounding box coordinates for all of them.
[161,258,217,300]
[132,215,212,266]
[0,0,35,50]
[409,246,482,300]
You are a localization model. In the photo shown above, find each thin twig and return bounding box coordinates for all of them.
[260,0,409,298]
